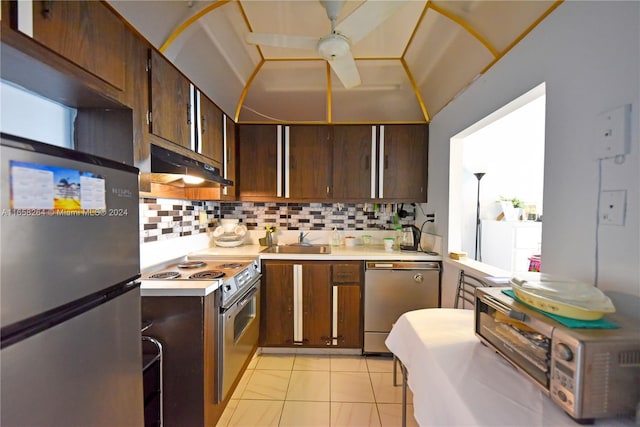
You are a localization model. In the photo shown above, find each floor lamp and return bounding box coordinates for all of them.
[474,172,486,261]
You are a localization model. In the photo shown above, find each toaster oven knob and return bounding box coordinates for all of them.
[557,390,568,402]
[555,343,573,361]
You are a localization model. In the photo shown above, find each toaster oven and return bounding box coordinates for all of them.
[475,287,640,423]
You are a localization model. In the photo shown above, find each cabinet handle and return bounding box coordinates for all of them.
[187,103,192,125]
[42,0,53,17]
[332,286,338,346]
[322,335,344,345]
[201,116,206,134]
[326,186,330,194]
[364,155,369,170]
[384,155,389,169]
[227,147,231,166]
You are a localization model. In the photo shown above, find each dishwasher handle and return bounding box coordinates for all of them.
[365,262,440,271]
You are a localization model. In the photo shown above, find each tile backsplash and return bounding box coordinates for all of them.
[140,198,218,244]
[140,198,415,244]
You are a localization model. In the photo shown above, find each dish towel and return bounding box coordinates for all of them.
[501,289,619,329]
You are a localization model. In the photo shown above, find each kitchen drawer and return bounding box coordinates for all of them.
[332,262,362,283]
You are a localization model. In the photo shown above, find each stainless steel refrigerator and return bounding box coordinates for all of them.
[0,133,144,426]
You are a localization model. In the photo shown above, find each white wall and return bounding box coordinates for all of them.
[0,81,75,148]
[426,2,640,317]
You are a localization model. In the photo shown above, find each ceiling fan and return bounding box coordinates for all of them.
[245,0,408,89]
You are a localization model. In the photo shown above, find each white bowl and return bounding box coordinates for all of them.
[220,219,239,233]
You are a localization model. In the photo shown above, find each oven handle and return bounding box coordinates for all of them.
[481,294,527,322]
[237,286,258,309]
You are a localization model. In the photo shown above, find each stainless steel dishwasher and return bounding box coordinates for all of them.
[364,261,441,353]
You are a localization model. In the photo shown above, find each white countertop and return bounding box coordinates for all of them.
[139,279,220,297]
[189,244,442,261]
[141,244,442,297]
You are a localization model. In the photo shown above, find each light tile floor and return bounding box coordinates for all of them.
[216,353,419,427]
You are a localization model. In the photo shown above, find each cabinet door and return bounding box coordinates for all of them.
[334,284,362,348]
[238,125,280,200]
[149,50,191,149]
[288,126,332,200]
[333,125,374,200]
[30,1,125,90]
[302,263,332,346]
[332,262,363,348]
[199,94,223,166]
[260,262,294,346]
[221,116,237,200]
[381,124,428,201]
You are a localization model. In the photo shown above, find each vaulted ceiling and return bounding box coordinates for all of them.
[108,0,561,124]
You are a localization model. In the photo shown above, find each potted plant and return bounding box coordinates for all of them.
[260,225,277,246]
[498,196,525,221]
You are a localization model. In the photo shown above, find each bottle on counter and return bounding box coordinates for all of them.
[394,226,403,249]
[331,227,342,246]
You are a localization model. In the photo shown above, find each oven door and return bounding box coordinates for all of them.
[217,278,260,402]
[475,289,552,390]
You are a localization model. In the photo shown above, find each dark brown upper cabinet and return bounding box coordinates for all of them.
[288,125,332,200]
[380,124,428,201]
[237,125,281,200]
[332,125,376,200]
[237,123,428,202]
[237,125,333,201]
[198,93,223,167]
[29,1,126,91]
[148,49,191,150]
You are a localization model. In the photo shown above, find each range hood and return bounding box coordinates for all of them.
[150,144,233,187]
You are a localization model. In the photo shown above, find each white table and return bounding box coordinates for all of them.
[385,309,634,426]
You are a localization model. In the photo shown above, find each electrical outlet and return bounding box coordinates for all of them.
[599,190,627,226]
[594,104,631,159]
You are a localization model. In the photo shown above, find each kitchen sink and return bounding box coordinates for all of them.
[260,244,331,254]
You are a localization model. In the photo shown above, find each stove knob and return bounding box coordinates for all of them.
[225,284,232,292]
[555,343,573,361]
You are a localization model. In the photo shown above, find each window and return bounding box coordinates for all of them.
[449,83,545,272]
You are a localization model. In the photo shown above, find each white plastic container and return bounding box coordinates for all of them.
[510,273,615,320]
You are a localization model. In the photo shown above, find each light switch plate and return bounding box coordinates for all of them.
[594,105,631,159]
[599,190,627,226]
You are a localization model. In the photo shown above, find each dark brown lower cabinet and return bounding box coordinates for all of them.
[334,284,362,347]
[141,293,229,427]
[261,261,362,348]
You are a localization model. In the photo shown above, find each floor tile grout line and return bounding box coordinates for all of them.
[227,353,408,427]
[367,361,385,427]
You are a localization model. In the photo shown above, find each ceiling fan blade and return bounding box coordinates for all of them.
[245,32,318,50]
[328,52,361,89]
[335,0,409,44]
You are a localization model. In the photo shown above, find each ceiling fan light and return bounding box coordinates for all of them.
[318,34,351,60]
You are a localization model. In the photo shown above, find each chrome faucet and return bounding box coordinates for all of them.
[299,232,309,245]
